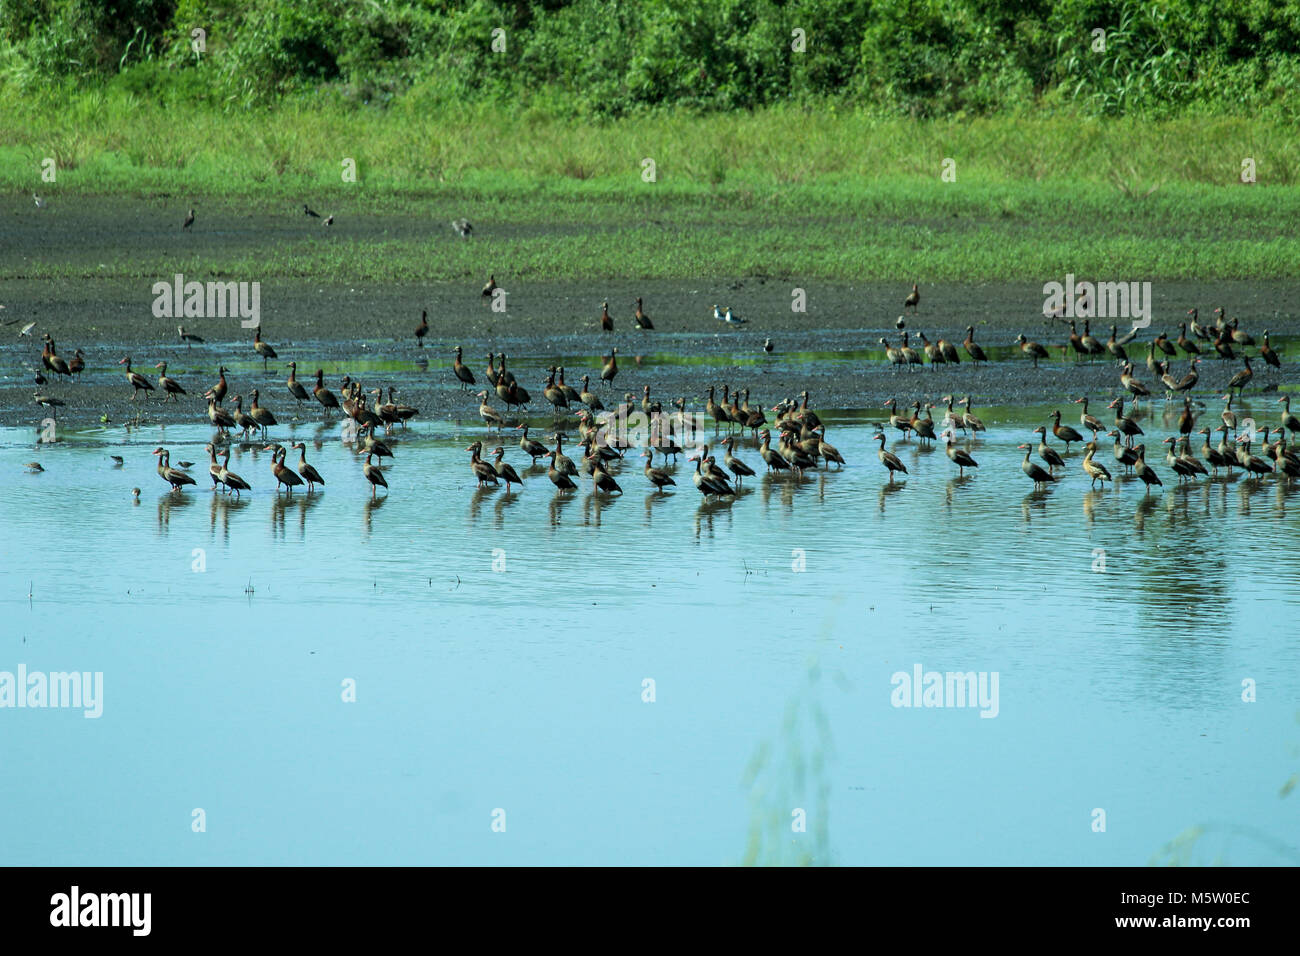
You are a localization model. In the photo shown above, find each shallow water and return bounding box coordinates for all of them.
[2,404,1298,865]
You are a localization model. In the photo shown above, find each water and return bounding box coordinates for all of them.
[2,405,1298,865]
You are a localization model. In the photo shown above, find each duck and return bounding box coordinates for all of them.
[1081,441,1113,488]
[490,447,524,491]
[291,441,324,492]
[1018,444,1057,489]
[873,432,907,482]
[641,448,676,492]
[943,432,978,477]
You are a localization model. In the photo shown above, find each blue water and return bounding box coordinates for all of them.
[2,411,1298,865]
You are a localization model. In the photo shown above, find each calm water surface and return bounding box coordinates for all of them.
[2,403,1298,865]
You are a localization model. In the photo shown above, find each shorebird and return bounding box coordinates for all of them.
[303,204,320,218]
[182,208,195,230]
[178,326,204,347]
[452,218,472,237]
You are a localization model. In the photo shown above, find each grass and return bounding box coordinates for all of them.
[3,94,1299,281]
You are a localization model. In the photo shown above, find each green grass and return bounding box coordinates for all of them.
[4,96,1299,281]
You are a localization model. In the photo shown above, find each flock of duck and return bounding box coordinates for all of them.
[23,291,1294,504]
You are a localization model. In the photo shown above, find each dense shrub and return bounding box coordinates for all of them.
[0,0,1296,118]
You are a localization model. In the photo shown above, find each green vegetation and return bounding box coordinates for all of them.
[3,0,1300,118]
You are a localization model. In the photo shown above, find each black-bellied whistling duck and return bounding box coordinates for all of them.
[358,425,393,460]
[505,378,531,411]
[1074,397,1104,436]
[550,434,578,477]
[1220,393,1237,432]
[555,368,582,405]
[900,332,922,370]
[249,389,277,439]
[516,425,548,464]
[939,395,965,435]
[1170,359,1199,393]
[1162,437,1197,482]
[758,430,791,473]
[794,391,822,431]
[1106,324,1129,362]
[545,450,578,491]
[1081,441,1112,488]
[1018,444,1057,488]
[813,427,845,468]
[313,369,338,416]
[1080,320,1104,360]
[481,274,497,298]
[475,391,504,430]
[1199,427,1231,475]
[68,349,84,381]
[1032,426,1065,471]
[937,334,961,365]
[719,436,756,485]
[910,402,937,446]
[1226,356,1253,396]
[262,444,304,495]
[1066,320,1088,362]
[638,384,656,417]
[585,454,622,494]
[363,452,387,497]
[1176,323,1200,356]
[415,310,428,347]
[943,431,978,476]
[230,395,258,438]
[1107,429,1138,472]
[1274,439,1300,478]
[253,329,277,369]
[917,331,942,367]
[153,361,186,401]
[873,432,907,482]
[152,447,195,492]
[453,346,476,390]
[119,357,154,400]
[465,442,498,488]
[207,397,236,432]
[1278,395,1300,436]
[495,353,516,387]
[218,448,251,496]
[1178,397,1195,436]
[493,367,512,405]
[490,447,523,490]
[579,375,604,410]
[1260,330,1280,370]
[483,352,499,387]
[599,301,613,332]
[883,397,913,439]
[1133,445,1162,492]
[1108,396,1143,446]
[963,325,988,364]
[1145,340,1161,376]
[1120,363,1150,401]
[633,297,654,330]
[1187,307,1210,340]
[1230,316,1253,346]
[903,283,919,314]
[291,441,323,492]
[204,443,223,490]
[205,365,228,404]
[1153,330,1176,357]
[1213,326,1236,361]
[1177,435,1208,477]
[706,386,727,432]
[543,370,569,415]
[687,455,731,496]
[286,361,309,407]
[1015,333,1049,368]
[1159,363,1181,395]
[693,444,728,484]
[1235,434,1273,478]
[600,347,618,387]
[640,448,675,491]
[385,387,418,427]
[960,396,986,433]
[879,337,904,369]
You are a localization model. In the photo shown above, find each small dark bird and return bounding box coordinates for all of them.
[482,274,497,298]
[600,302,613,332]
[182,208,195,230]
[452,218,472,237]
[415,310,429,347]
[303,204,320,218]
[178,326,204,347]
[904,283,920,314]
[763,338,774,353]
[896,315,906,330]
[323,215,334,226]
